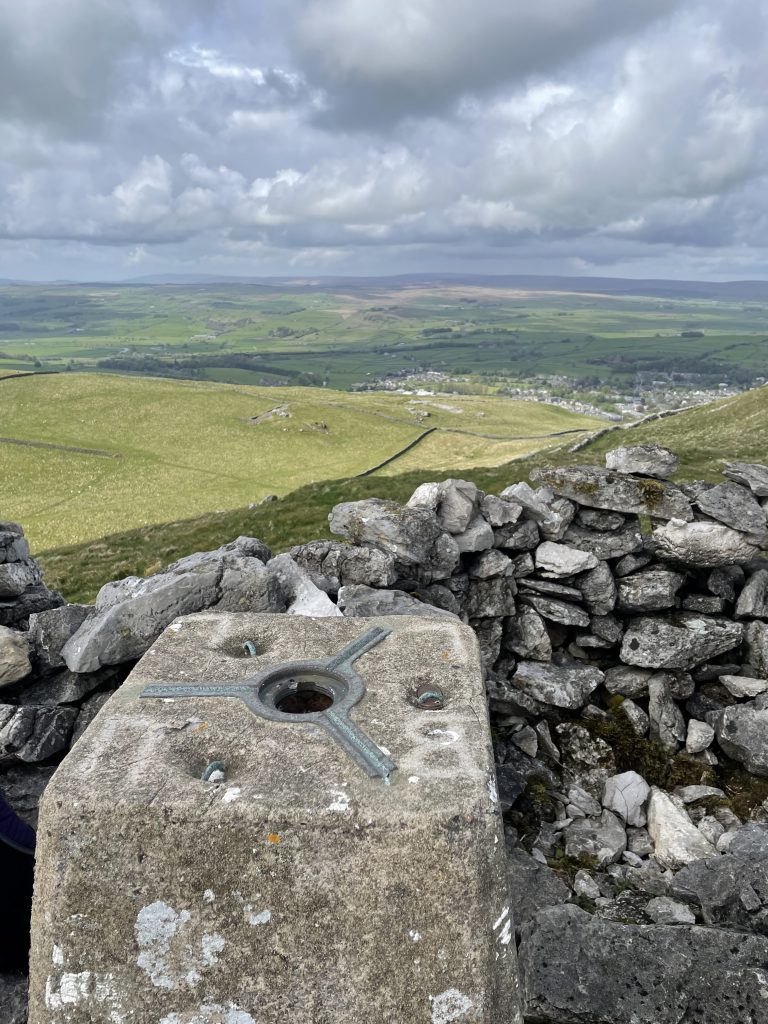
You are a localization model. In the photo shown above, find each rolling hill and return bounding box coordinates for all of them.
[35,384,768,604]
[0,372,602,553]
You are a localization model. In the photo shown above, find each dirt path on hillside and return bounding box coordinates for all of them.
[0,437,121,458]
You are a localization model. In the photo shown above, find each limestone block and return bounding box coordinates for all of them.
[616,570,685,613]
[530,465,692,520]
[576,508,626,531]
[27,604,93,669]
[576,561,617,615]
[736,569,768,619]
[535,541,598,577]
[605,444,679,479]
[466,549,513,579]
[453,514,494,554]
[519,904,768,1024]
[538,497,577,542]
[329,498,457,576]
[620,614,743,670]
[266,554,338,617]
[653,519,761,567]
[503,607,551,662]
[29,613,521,1024]
[602,771,650,827]
[0,562,39,598]
[716,696,768,777]
[500,481,563,529]
[563,809,627,867]
[521,595,590,628]
[493,518,540,552]
[0,625,31,687]
[287,540,397,590]
[564,521,644,560]
[480,494,522,528]
[723,461,768,497]
[0,704,77,762]
[647,788,716,870]
[338,584,457,618]
[407,478,480,534]
[693,481,767,537]
[512,660,603,709]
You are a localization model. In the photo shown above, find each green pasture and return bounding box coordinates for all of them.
[0,373,601,552]
[36,384,768,603]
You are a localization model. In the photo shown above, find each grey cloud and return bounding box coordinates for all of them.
[0,0,213,136]
[0,0,767,281]
[294,0,683,127]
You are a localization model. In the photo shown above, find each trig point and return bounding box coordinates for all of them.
[29,613,521,1024]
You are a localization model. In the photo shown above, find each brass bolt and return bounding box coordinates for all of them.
[413,685,445,711]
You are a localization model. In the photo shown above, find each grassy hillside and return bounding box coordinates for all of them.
[1,372,601,552]
[538,385,768,479]
[37,385,768,604]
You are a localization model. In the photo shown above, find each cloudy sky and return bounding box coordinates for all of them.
[1,0,765,281]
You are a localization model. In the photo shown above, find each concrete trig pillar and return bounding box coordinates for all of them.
[29,613,522,1023]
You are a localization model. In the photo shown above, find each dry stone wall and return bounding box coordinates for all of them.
[4,444,768,1023]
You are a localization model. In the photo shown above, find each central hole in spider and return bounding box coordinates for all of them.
[275,680,335,714]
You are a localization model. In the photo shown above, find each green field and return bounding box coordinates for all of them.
[35,384,768,604]
[1,280,766,392]
[0,372,602,552]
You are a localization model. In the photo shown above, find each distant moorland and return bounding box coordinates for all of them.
[0,277,766,399]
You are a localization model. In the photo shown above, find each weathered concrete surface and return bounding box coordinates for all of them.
[29,614,520,1024]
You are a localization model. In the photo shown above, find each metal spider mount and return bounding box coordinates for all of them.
[140,626,397,782]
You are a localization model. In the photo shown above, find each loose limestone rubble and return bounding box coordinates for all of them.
[5,441,768,1022]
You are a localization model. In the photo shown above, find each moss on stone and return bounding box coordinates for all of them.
[719,762,768,820]
[547,848,599,882]
[584,715,716,790]
[637,477,666,512]
[583,715,670,786]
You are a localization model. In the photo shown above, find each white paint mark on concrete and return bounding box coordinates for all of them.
[223,786,241,803]
[201,933,226,963]
[487,777,498,805]
[168,622,183,633]
[203,890,215,904]
[427,728,460,746]
[246,908,272,926]
[160,1006,256,1024]
[408,776,420,785]
[135,902,190,989]
[430,988,475,1023]
[493,906,509,931]
[45,972,93,1008]
[52,944,64,966]
[135,901,224,990]
[45,971,119,1011]
[328,788,351,812]
[498,919,512,945]
[409,930,421,942]
[379,745,392,756]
